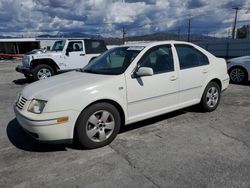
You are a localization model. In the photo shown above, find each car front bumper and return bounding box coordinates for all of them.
[16,65,32,75]
[14,106,79,144]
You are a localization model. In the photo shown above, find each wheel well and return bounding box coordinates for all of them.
[85,99,125,126]
[73,99,126,141]
[31,59,60,73]
[209,78,222,90]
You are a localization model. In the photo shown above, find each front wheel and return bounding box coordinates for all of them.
[75,103,121,149]
[200,82,221,112]
[32,64,55,81]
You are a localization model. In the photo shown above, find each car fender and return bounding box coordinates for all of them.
[199,73,224,100]
[43,75,128,125]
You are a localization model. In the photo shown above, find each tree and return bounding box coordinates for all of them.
[237,25,250,39]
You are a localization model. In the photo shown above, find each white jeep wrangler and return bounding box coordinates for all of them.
[16,39,107,81]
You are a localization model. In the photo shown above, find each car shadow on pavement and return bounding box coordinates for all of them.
[7,119,67,152]
[12,78,31,85]
[68,109,188,150]
[230,81,250,86]
[6,108,195,152]
[120,109,187,133]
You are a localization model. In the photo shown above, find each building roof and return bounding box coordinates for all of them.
[0,37,91,42]
[0,38,37,42]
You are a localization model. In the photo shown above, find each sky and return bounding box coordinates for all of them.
[0,0,250,38]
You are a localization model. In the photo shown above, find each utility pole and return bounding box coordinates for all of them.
[122,27,126,44]
[178,27,180,40]
[121,0,126,44]
[187,18,191,42]
[232,7,241,39]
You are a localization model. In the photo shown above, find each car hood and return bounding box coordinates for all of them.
[27,51,62,59]
[228,56,250,64]
[22,71,115,100]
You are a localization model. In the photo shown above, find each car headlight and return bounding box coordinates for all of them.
[28,99,47,114]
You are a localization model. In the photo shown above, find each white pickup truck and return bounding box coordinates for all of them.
[16,39,107,81]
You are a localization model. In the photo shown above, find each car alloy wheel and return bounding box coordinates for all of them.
[37,68,52,80]
[76,102,121,149]
[230,68,245,83]
[200,82,221,112]
[206,86,219,108]
[86,110,115,142]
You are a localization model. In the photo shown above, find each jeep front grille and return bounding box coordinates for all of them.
[16,96,27,110]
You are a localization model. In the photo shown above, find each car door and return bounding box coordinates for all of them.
[64,40,86,69]
[125,45,179,123]
[174,44,210,106]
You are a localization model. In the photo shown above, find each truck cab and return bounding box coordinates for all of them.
[16,39,107,81]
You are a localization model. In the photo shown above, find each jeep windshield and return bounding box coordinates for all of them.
[51,40,66,51]
[82,46,144,75]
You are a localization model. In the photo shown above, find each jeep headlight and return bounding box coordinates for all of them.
[28,99,47,114]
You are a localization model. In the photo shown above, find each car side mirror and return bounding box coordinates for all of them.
[136,67,154,77]
[65,50,69,56]
[66,49,71,56]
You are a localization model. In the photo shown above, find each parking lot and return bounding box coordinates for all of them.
[0,60,249,188]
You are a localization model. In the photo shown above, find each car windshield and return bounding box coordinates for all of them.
[51,40,66,51]
[82,46,144,75]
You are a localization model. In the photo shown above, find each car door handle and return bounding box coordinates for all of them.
[169,75,178,81]
[80,54,85,56]
[202,69,208,73]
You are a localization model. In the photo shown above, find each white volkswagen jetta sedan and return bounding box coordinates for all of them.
[14,41,229,148]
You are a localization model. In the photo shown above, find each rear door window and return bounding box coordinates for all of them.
[84,40,107,54]
[175,44,209,70]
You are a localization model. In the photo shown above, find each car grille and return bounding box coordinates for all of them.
[16,96,27,110]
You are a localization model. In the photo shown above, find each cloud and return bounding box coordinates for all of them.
[0,0,249,37]
[186,0,207,9]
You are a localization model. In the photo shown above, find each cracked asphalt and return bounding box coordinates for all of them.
[0,60,250,188]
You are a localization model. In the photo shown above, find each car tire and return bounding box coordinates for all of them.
[32,64,55,81]
[200,82,221,112]
[75,102,121,149]
[229,67,248,84]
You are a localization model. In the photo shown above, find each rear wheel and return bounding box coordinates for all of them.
[32,64,55,81]
[200,82,221,112]
[75,103,121,149]
[229,67,248,84]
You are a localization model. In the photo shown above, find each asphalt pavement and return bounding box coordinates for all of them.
[0,60,249,188]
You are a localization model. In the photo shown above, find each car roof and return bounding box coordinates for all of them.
[123,40,194,48]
